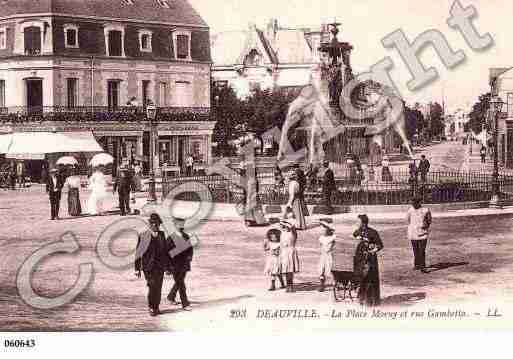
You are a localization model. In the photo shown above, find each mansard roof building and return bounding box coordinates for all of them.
[211,19,332,98]
[0,0,215,180]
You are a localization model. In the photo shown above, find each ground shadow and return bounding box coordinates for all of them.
[56,210,129,221]
[381,292,426,306]
[246,222,271,228]
[425,262,469,273]
[311,206,348,215]
[293,281,332,292]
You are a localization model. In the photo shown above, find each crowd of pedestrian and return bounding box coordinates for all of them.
[259,193,431,308]
[43,162,143,220]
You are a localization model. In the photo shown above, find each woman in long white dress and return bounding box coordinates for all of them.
[87,168,108,215]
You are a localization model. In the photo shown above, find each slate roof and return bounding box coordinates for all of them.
[0,0,208,27]
[212,24,315,66]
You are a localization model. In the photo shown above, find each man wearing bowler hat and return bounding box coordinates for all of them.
[135,213,173,316]
[167,217,194,310]
[46,168,64,220]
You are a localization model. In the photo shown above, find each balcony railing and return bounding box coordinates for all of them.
[0,106,213,124]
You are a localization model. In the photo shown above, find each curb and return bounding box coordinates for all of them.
[133,199,513,223]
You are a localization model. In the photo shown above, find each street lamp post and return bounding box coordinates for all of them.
[146,103,157,203]
[489,96,504,208]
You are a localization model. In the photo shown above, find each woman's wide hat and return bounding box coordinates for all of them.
[319,219,334,231]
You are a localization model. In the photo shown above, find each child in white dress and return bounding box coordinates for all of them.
[264,228,285,291]
[318,219,336,292]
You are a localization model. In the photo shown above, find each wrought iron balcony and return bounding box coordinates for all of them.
[0,106,213,124]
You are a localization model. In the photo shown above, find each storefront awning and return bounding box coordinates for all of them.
[0,134,12,154]
[4,131,102,158]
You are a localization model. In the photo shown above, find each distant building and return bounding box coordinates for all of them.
[211,19,332,98]
[445,109,469,139]
[0,0,215,179]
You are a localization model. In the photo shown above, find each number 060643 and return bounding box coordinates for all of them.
[4,339,36,348]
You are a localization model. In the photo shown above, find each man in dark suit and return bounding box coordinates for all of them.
[418,155,430,183]
[167,217,194,311]
[113,168,135,216]
[135,213,172,316]
[46,168,64,220]
[322,160,336,214]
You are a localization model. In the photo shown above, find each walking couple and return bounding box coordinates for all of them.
[135,214,195,316]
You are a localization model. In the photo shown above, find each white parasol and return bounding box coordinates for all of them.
[89,153,114,167]
[56,156,78,166]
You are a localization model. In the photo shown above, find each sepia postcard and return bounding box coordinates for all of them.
[1,0,513,355]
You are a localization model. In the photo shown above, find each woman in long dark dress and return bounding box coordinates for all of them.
[64,167,82,216]
[353,214,384,306]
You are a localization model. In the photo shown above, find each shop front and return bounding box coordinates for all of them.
[94,131,144,177]
[157,129,212,177]
[1,131,102,182]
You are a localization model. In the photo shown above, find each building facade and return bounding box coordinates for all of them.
[0,0,214,179]
[211,19,331,98]
[444,109,469,139]
[491,67,513,169]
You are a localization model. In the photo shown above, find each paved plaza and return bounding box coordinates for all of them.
[1,143,513,331]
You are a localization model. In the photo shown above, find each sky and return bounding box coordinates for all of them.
[188,0,513,113]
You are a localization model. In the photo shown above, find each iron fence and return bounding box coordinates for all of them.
[0,106,212,124]
[161,171,513,206]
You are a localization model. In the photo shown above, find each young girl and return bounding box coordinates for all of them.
[264,229,285,291]
[318,220,336,292]
[279,220,300,292]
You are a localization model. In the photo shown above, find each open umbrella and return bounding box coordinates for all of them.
[56,156,78,166]
[90,153,114,167]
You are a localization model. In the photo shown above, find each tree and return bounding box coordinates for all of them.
[211,85,245,157]
[244,88,298,136]
[404,102,425,142]
[211,85,299,156]
[468,92,491,134]
[429,102,445,139]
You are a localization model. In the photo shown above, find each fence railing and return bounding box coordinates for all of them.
[161,171,513,206]
[0,106,212,123]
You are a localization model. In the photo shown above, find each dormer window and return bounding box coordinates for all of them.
[16,21,50,56]
[173,30,191,61]
[24,26,41,55]
[104,24,126,57]
[156,0,170,8]
[64,24,79,48]
[138,29,153,52]
[0,28,6,50]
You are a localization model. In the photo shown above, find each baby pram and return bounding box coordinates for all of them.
[331,237,362,301]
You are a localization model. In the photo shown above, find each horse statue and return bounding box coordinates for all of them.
[277,78,414,166]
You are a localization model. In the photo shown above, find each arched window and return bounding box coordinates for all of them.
[138,29,153,52]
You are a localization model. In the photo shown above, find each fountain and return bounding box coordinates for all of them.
[277,22,413,177]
